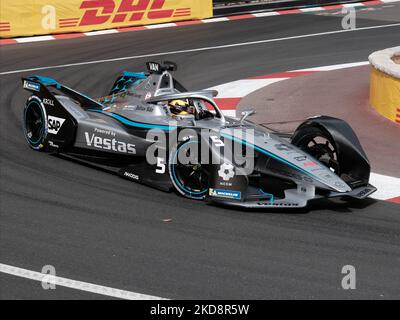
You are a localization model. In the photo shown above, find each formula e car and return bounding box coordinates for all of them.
[21,61,376,209]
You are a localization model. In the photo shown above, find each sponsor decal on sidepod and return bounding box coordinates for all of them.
[84,132,136,154]
[124,172,139,180]
[209,188,241,200]
[218,163,235,181]
[43,98,54,106]
[48,115,66,135]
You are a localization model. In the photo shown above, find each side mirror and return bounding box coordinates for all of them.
[240,109,256,123]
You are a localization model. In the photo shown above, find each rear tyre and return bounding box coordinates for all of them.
[169,140,209,200]
[291,126,340,175]
[23,96,48,151]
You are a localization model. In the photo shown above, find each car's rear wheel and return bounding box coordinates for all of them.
[169,140,209,199]
[291,126,340,175]
[23,96,47,151]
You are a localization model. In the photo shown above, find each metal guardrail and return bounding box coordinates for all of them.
[213,0,361,15]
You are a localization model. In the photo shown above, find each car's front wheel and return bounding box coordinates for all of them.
[291,126,340,175]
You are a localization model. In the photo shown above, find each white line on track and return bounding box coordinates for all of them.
[145,23,177,29]
[15,35,55,43]
[300,7,324,12]
[84,29,119,36]
[252,11,280,17]
[201,17,230,23]
[1,22,399,76]
[0,263,167,300]
[295,61,370,71]
[211,78,287,98]
[342,3,365,7]
[369,173,400,200]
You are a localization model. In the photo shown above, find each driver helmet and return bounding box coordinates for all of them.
[168,99,194,116]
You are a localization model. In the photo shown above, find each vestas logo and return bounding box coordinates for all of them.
[73,0,191,27]
[84,132,136,154]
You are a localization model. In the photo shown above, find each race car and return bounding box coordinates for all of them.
[21,61,376,209]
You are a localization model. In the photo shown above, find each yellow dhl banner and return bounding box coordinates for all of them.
[370,67,400,123]
[0,0,213,38]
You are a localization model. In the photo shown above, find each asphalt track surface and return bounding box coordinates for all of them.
[1,4,400,299]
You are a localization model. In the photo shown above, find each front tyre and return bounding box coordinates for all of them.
[23,96,48,151]
[169,140,209,200]
[291,126,340,175]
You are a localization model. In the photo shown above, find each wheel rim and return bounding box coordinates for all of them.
[24,100,45,145]
[300,136,340,174]
[170,141,209,198]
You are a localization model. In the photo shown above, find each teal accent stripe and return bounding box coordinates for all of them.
[259,189,274,204]
[30,75,60,87]
[88,109,175,131]
[122,71,147,79]
[221,133,315,179]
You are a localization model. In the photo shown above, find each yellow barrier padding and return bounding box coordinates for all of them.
[0,0,213,38]
[370,66,400,123]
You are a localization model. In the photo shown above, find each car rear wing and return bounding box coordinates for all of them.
[21,75,104,111]
[108,71,148,96]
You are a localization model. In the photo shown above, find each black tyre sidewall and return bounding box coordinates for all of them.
[291,126,329,147]
[168,140,208,200]
[23,95,48,151]
[291,126,340,172]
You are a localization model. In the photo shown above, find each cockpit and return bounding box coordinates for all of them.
[163,98,216,121]
[99,61,226,124]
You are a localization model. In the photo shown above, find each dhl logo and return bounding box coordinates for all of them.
[59,0,191,28]
[0,21,11,32]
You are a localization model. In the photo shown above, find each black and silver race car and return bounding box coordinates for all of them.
[21,61,376,209]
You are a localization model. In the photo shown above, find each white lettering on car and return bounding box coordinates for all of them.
[84,132,136,154]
